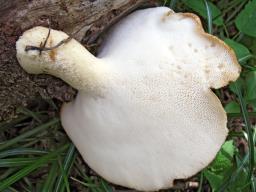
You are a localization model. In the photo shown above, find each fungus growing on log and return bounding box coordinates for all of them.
[16,7,241,191]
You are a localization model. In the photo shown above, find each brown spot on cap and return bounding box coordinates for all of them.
[204,69,210,74]
[218,63,224,70]
[210,42,216,47]
[161,10,174,22]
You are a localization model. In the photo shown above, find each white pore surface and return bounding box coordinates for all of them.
[60,7,240,191]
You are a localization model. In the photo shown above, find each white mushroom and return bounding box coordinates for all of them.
[16,7,241,191]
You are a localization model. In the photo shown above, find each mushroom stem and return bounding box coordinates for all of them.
[16,26,105,91]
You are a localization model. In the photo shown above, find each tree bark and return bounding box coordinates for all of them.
[0,0,157,120]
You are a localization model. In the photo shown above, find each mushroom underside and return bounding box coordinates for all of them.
[16,6,241,191]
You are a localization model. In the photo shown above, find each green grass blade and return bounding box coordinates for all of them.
[70,177,98,188]
[0,116,30,133]
[0,157,54,167]
[100,179,112,192]
[74,162,100,192]
[41,161,59,192]
[203,0,213,34]
[238,54,254,63]
[0,118,59,151]
[234,82,254,181]
[169,0,178,9]
[57,158,70,192]
[251,177,256,192]
[17,107,42,123]
[0,168,19,180]
[4,186,19,192]
[197,172,204,192]
[226,0,248,24]
[23,176,32,191]
[54,143,76,192]
[0,144,69,191]
[221,0,243,16]
[0,148,48,159]
[227,112,256,118]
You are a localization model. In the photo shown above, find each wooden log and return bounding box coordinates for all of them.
[0,0,156,120]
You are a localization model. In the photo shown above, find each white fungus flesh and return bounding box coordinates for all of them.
[16,7,241,191]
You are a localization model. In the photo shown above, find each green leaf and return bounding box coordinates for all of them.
[224,39,251,61]
[229,78,245,96]
[250,38,256,57]
[221,140,235,158]
[204,141,236,190]
[182,0,223,26]
[210,140,234,173]
[203,170,224,191]
[235,0,256,37]
[225,101,240,113]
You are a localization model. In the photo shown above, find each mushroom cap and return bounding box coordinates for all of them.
[60,7,240,191]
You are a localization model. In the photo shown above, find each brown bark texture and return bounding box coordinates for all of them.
[0,0,157,120]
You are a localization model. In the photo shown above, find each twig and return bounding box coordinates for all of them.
[39,24,51,55]
[25,36,72,53]
[25,19,77,53]
[25,20,53,53]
